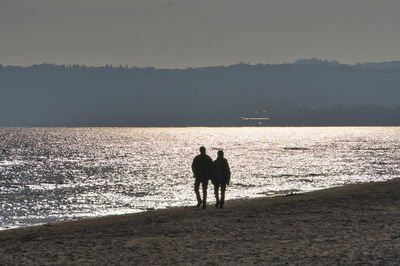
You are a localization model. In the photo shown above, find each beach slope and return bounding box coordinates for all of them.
[1,179,400,264]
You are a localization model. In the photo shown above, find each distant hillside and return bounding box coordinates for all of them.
[1,62,400,126]
[294,58,400,70]
[356,61,400,70]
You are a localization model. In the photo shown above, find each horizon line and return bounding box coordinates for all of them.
[2,58,400,71]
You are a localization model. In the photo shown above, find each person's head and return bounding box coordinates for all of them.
[217,150,224,158]
[199,146,206,155]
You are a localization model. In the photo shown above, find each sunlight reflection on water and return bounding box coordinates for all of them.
[0,127,400,229]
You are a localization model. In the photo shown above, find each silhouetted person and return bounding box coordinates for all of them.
[212,150,231,209]
[192,146,212,209]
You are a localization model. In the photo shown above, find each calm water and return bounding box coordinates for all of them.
[1,127,399,230]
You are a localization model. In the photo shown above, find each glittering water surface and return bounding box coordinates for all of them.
[1,127,399,229]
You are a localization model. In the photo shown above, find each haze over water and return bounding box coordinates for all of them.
[1,127,399,230]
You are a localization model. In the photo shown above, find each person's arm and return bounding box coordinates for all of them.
[192,157,197,177]
[225,160,231,184]
[210,160,216,182]
[209,157,214,176]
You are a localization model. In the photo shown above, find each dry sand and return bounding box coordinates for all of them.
[1,179,400,265]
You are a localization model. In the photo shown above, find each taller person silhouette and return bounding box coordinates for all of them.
[191,146,213,209]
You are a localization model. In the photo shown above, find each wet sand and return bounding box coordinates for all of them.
[1,179,400,265]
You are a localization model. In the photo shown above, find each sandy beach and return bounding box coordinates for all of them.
[1,179,400,265]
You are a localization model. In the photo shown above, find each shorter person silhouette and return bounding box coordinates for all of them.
[212,150,231,209]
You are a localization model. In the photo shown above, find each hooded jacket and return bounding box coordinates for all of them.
[212,157,231,184]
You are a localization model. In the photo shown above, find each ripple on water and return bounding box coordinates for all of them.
[0,126,399,229]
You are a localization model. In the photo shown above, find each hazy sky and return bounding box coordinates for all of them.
[1,0,400,68]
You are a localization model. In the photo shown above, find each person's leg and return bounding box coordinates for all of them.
[220,182,226,208]
[194,178,202,207]
[214,183,220,208]
[201,179,208,209]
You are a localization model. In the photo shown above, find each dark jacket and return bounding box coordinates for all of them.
[192,154,213,180]
[212,158,231,184]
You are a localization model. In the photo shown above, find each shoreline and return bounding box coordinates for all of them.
[0,184,341,232]
[1,179,400,264]
[0,185,354,232]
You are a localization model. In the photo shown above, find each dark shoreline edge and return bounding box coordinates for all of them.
[1,178,397,233]
[0,181,369,232]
